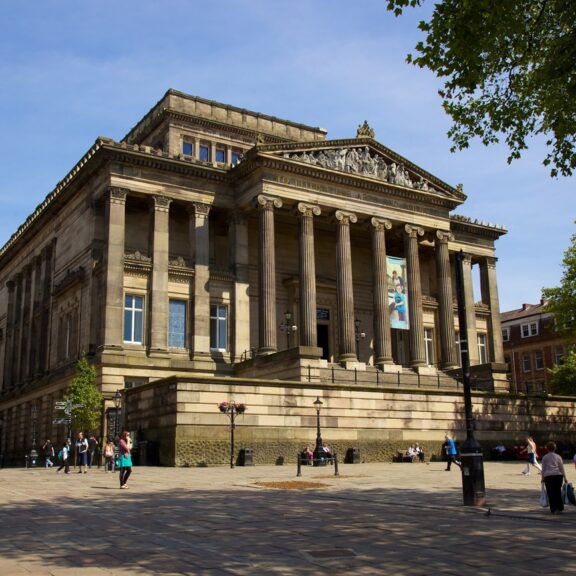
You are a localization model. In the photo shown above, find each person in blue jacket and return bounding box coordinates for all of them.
[445,433,461,471]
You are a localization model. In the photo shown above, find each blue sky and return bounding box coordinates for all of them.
[1,0,573,312]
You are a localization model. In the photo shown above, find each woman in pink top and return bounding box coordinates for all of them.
[541,441,568,514]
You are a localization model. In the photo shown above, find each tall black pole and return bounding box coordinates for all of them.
[455,250,486,506]
[312,397,323,466]
[230,409,236,469]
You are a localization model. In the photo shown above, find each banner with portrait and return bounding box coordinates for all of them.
[387,256,409,330]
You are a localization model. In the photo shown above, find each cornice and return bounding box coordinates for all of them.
[450,214,507,239]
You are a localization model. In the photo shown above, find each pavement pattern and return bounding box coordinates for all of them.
[0,461,575,575]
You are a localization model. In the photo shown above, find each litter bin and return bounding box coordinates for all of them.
[345,447,361,464]
[238,448,254,466]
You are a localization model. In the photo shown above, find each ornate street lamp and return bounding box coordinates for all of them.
[279,311,298,348]
[312,396,323,466]
[218,401,247,468]
[29,402,38,468]
[354,319,366,361]
[113,390,122,444]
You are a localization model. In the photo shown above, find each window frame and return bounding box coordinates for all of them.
[210,304,228,352]
[168,299,188,349]
[477,333,488,364]
[123,294,145,344]
[215,147,226,163]
[182,141,194,156]
[424,327,435,366]
[522,352,532,372]
[501,327,510,342]
[521,321,538,338]
[199,142,211,162]
[534,350,544,370]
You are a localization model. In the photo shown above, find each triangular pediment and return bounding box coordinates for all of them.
[257,138,465,203]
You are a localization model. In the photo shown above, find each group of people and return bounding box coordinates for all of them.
[300,443,334,465]
[43,431,134,489]
[405,443,425,463]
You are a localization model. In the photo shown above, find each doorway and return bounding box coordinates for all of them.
[317,324,330,360]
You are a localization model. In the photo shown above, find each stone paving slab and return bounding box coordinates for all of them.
[0,461,574,575]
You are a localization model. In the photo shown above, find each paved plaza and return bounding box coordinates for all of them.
[0,460,575,575]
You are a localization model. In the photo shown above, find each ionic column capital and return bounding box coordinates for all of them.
[256,195,283,210]
[152,195,172,212]
[435,230,454,243]
[404,224,425,238]
[188,202,211,219]
[370,217,392,231]
[333,210,358,225]
[108,187,129,204]
[295,202,321,218]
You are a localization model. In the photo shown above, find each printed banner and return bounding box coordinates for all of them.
[387,256,409,330]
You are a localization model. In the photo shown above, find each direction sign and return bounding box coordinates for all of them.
[52,418,71,425]
[54,402,66,409]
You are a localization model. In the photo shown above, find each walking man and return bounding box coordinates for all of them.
[444,433,461,471]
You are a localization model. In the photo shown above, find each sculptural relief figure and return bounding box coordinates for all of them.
[345,148,360,173]
[376,156,388,181]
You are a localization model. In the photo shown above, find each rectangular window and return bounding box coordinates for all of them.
[215,148,226,163]
[124,295,144,344]
[199,143,210,162]
[231,150,242,165]
[168,300,187,348]
[554,346,564,366]
[210,305,228,351]
[502,328,510,342]
[477,334,488,364]
[521,322,538,338]
[534,350,544,370]
[182,141,194,156]
[424,328,434,366]
[522,352,532,372]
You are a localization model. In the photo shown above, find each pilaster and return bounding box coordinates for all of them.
[480,257,504,364]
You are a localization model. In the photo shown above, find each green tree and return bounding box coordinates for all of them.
[548,350,576,395]
[386,0,576,177]
[542,228,576,341]
[64,358,103,433]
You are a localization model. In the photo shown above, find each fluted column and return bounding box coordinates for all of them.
[435,231,459,369]
[103,187,128,350]
[480,257,504,363]
[21,265,33,382]
[149,195,172,355]
[296,203,321,347]
[404,224,427,368]
[334,210,358,363]
[257,195,282,355]
[12,273,23,385]
[370,217,394,366]
[190,203,211,358]
[461,253,479,365]
[2,280,15,391]
[28,256,42,379]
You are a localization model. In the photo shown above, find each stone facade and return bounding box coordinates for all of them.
[1,88,567,467]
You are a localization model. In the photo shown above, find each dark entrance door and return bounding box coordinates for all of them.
[317,324,330,360]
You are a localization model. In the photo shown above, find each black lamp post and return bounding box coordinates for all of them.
[218,401,246,468]
[29,402,38,467]
[312,396,323,466]
[354,319,366,361]
[280,311,297,348]
[113,390,122,444]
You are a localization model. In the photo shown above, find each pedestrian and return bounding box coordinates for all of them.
[75,432,89,474]
[117,431,133,489]
[522,435,542,476]
[88,433,99,468]
[541,441,568,514]
[42,439,55,468]
[56,440,70,474]
[444,433,461,471]
[104,438,115,472]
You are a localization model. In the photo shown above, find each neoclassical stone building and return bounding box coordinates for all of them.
[0,89,533,466]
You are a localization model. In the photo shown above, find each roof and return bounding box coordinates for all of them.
[501,300,550,323]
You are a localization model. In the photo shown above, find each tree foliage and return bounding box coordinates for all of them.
[386,0,576,177]
[542,228,576,341]
[548,350,576,395]
[64,358,103,434]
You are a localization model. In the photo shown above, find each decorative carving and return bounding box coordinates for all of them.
[435,230,455,242]
[169,256,188,268]
[404,224,425,238]
[153,195,172,212]
[295,202,321,217]
[190,202,211,219]
[109,187,129,204]
[356,121,375,139]
[370,217,392,231]
[334,210,358,225]
[124,250,152,263]
[256,195,283,210]
[282,147,435,192]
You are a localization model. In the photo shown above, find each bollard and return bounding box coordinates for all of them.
[334,454,339,476]
[297,455,302,477]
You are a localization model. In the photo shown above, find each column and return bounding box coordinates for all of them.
[296,203,321,348]
[189,203,211,359]
[2,280,15,390]
[102,187,128,350]
[257,195,282,355]
[480,257,504,363]
[21,265,33,382]
[404,224,427,368]
[229,211,250,360]
[370,217,394,366]
[11,274,23,385]
[435,231,459,369]
[38,242,55,374]
[334,210,358,363]
[149,195,172,355]
[28,256,42,379]
[461,253,479,365]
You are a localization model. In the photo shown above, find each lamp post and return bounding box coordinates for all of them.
[354,319,366,361]
[113,390,122,444]
[29,402,38,468]
[455,250,486,506]
[279,311,297,348]
[312,396,323,466]
[218,401,246,468]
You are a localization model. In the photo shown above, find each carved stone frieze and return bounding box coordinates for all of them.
[125,250,152,263]
[282,146,436,192]
[169,256,189,268]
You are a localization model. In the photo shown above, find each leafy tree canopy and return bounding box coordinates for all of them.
[542,228,576,341]
[387,0,576,177]
[547,350,576,395]
[64,358,103,434]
